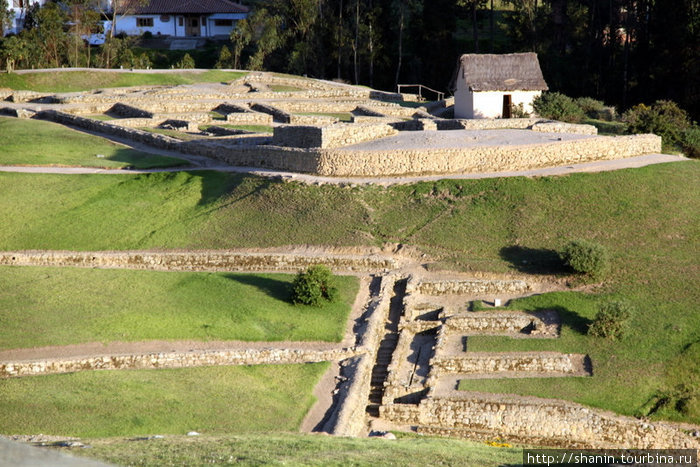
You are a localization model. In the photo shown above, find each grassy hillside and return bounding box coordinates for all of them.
[0,117,186,169]
[0,267,359,349]
[70,432,521,466]
[0,364,327,438]
[0,161,697,423]
[0,70,246,93]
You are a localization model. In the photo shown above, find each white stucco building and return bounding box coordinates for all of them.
[115,0,248,38]
[452,53,548,119]
[6,0,48,36]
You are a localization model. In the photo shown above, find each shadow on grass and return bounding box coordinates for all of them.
[527,306,592,335]
[107,148,188,169]
[499,245,568,275]
[196,172,274,207]
[223,273,291,301]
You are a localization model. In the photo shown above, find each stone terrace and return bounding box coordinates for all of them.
[1,71,662,177]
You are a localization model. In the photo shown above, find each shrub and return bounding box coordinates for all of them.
[175,53,195,69]
[681,126,700,158]
[588,300,633,340]
[214,45,233,69]
[532,92,585,123]
[290,265,338,306]
[511,102,530,118]
[560,240,609,279]
[622,100,691,148]
[575,97,607,119]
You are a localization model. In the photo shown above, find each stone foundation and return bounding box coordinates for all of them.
[0,250,398,273]
[0,347,358,378]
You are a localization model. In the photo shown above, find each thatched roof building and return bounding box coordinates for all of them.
[452,53,548,119]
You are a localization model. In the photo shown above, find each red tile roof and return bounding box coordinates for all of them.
[125,0,249,15]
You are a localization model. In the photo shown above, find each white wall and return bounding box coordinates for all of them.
[116,15,177,36]
[459,90,542,119]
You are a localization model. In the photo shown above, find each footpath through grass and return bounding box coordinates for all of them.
[71,432,521,466]
[0,364,326,438]
[0,162,697,423]
[0,70,246,93]
[0,117,186,168]
[0,267,359,348]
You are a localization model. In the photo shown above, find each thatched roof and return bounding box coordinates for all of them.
[454,53,548,92]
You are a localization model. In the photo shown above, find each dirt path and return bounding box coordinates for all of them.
[0,153,686,184]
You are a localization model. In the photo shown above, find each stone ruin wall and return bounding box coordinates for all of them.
[416,395,700,450]
[273,124,398,149]
[429,352,581,375]
[445,311,552,335]
[0,250,397,274]
[315,134,662,176]
[0,347,358,379]
[410,278,532,296]
[15,107,662,178]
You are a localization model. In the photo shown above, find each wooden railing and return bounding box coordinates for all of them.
[396,84,445,102]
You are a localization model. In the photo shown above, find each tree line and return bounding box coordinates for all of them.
[1,0,697,118]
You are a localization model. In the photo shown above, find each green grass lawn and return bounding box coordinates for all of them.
[138,127,204,141]
[458,291,700,424]
[269,84,305,92]
[0,70,246,93]
[0,267,359,348]
[71,432,522,466]
[0,161,697,423]
[199,123,274,134]
[0,364,326,438]
[298,112,354,122]
[0,117,186,168]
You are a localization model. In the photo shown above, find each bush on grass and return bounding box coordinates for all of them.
[588,300,633,340]
[681,126,700,158]
[175,53,195,69]
[532,92,585,123]
[560,240,610,279]
[622,100,692,148]
[290,265,338,306]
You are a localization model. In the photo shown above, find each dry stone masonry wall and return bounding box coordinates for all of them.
[0,347,359,379]
[0,250,397,274]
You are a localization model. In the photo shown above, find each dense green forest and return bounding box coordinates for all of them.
[1,0,698,118]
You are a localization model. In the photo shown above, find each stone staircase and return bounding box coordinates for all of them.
[365,279,405,417]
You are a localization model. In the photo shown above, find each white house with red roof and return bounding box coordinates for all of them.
[115,0,249,37]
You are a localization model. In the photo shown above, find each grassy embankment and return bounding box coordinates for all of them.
[0,364,327,438]
[0,267,359,349]
[0,70,246,93]
[72,432,521,466]
[0,117,186,168]
[0,162,697,424]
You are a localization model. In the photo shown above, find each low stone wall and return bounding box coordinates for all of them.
[289,114,340,126]
[273,123,398,149]
[531,121,597,135]
[445,311,556,336]
[109,103,154,119]
[6,90,53,103]
[225,111,273,125]
[430,352,584,375]
[0,347,358,378]
[32,110,661,177]
[411,393,700,449]
[353,105,387,117]
[316,134,662,176]
[105,117,158,128]
[410,279,531,296]
[0,106,36,119]
[250,103,292,123]
[0,250,398,274]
